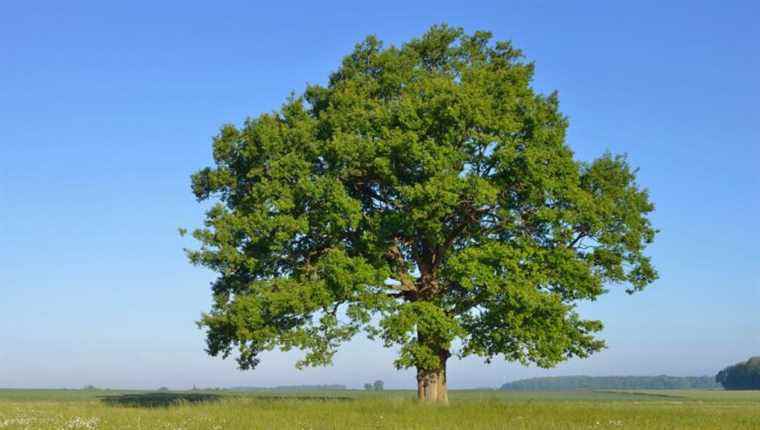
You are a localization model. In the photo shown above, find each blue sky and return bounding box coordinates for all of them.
[1,1,758,389]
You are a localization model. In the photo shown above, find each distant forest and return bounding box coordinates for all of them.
[716,357,760,390]
[501,376,720,391]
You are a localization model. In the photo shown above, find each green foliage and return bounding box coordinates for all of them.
[716,357,760,390]
[501,376,720,391]
[187,25,657,377]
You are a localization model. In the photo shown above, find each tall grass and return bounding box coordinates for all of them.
[0,389,758,429]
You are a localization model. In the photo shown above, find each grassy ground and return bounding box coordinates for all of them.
[0,389,759,429]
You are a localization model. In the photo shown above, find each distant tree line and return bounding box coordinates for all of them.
[363,380,384,391]
[228,384,347,392]
[501,375,720,391]
[716,357,760,390]
[272,384,347,391]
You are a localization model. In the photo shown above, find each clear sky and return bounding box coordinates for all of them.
[1,1,758,390]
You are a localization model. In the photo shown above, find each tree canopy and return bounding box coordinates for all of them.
[186,24,658,402]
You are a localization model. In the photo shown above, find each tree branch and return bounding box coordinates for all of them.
[568,226,590,249]
[385,242,417,292]
[435,202,489,269]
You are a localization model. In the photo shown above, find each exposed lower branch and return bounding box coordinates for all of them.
[385,242,417,293]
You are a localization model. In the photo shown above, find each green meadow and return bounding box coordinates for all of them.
[1,389,759,429]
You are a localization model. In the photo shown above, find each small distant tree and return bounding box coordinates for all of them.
[187,25,658,403]
[363,383,373,391]
[373,380,384,391]
[157,386,170,392]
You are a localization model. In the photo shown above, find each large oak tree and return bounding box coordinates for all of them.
[187,25,657,402]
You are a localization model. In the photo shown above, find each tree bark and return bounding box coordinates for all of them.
[414,266,449,403]
[437,353,448,403]
[416,350,449,403]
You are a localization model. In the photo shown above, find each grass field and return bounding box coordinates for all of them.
[1,388,759,429]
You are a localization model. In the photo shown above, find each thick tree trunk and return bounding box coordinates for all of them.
[416,350,449,403]
[414,269,449,403]
[438,356,448,403]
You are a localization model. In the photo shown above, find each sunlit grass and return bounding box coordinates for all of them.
[0,389,759,429]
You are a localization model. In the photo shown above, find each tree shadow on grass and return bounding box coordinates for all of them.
[100,392,354,408]
[100,392,222,408]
